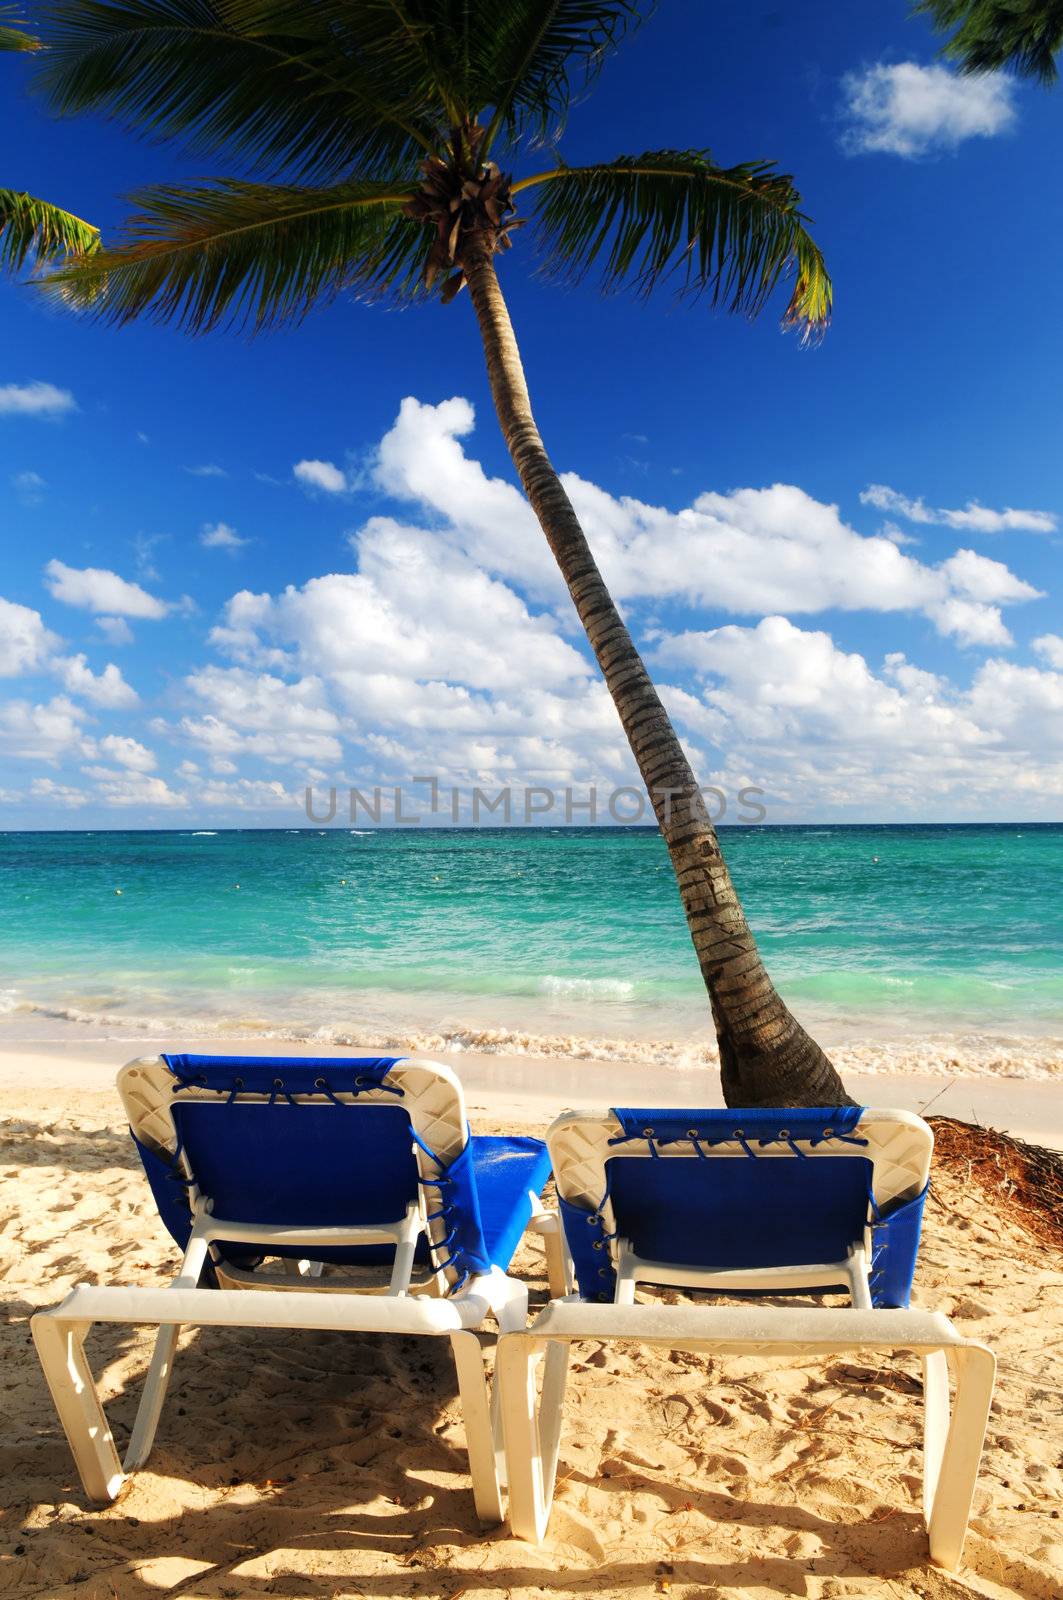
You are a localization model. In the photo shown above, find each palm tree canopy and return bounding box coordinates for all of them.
[0,9,100,268]
[917,0,1063,82]
[33,0,830,337]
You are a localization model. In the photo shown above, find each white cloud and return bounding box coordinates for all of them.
[294,458,348,494]
[203,507,637,788]
[0,381,77,418]
[942,503,1057,534]
[30,776,89,808]
[20,394,1051,822]
[215,526,591,696]
[0,597,140,708]
[1032,634,1063,669]
[937,548,1038,605]
[655,617,1063,814]
[0,597,60,676]
[11,469,45,503]
[98,734,156,771]
[860,484,936,523]
[195,775,295,809]
[374,397,556,593]
[96,616,134,646]
[658,618,986,751]
[371,398,1040,647]
[0,696,93,764]
[53,654,139,708]
[85,770,187,808]
[926,596,1011,648]
[179,666,344,766]
[861,483,1056,534]
[44,559,170,619]
[200,521,250,551]
[840,62,1016,158]
[203,509,624,785]
[185,463,227,478]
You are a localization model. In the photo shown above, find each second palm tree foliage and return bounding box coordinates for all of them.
[0,10,97,270]
[36,0,847,1106]
[917,0,1063,82]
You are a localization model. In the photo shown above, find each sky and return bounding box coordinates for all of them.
[1,0,1061,828]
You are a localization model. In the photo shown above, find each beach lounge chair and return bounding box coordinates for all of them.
[31,1053,562,1522]
[497,1105,995,1570]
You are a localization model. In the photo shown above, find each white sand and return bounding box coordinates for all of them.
[2,1041,1061,1600]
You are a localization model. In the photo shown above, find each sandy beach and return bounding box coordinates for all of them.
[1,1040,1061,1600]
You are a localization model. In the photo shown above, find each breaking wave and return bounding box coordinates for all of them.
[2,993,1060,1081]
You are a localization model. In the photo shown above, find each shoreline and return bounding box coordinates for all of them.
[3,999,1061,1085]
[2,1035,1061,1148]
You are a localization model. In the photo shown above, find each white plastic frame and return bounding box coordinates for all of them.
[31,1054,565,1522]
[498,1303,995,1568]
[497,1106,993,1570]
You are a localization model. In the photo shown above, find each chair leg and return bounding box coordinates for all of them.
[925,1343,996,1571]
[530,1211,571,1300]
[498,1334,572,1543]
[498,1334,545,1542]
[615,1241,637,1306]
[123,1322,182,1471]
[537,1339,569,1518]
[387,1202,424,1296]
[449,1329,503,1526]
[922,1348,951,1523]
[31,1313,125,1504]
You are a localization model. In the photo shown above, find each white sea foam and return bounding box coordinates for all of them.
[2,995,1060,1081]
[190,830,218,836]
[538,975,635,999]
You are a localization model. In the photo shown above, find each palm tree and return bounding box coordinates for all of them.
[917,0,1063,81]
[35,0,849,1108]
[0,11,97,270]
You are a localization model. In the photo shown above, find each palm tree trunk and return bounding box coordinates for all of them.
[462,245,852,1107]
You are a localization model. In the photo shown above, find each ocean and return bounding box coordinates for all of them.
[1,824,1060,1079]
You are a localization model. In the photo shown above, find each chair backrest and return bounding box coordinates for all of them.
[118,1054,486,1286]
[548,1105,933,1309]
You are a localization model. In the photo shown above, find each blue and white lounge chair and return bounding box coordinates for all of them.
[32,1053,562,1522]
[498,1105,995,1570]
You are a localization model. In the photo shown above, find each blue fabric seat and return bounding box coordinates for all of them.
[33,1052,562,1520]
[130,1053,552,1290]
[503,1106,989,1563]
[553,1106,931,1309]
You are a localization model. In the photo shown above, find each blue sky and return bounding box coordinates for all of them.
[1,0,1061,826]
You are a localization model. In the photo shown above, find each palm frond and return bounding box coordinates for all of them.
[0,188,99,269]
[42,176,424,330]
[520,149,831,338]
[0,5,39,50]
[479,1,644,155]
[916,0,1063,82]
[35,1,443,180]
[220,0,471,129]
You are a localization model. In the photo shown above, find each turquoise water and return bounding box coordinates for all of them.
[0,825,1060,1069]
